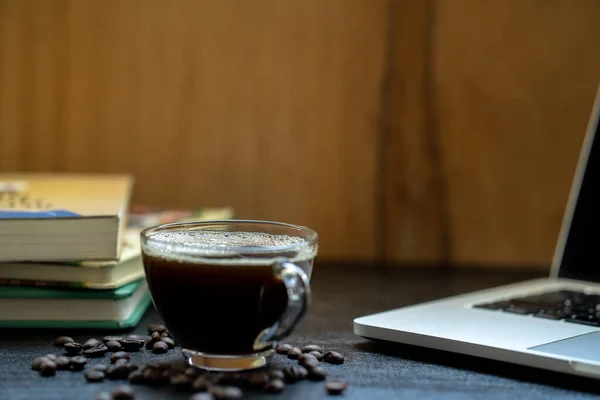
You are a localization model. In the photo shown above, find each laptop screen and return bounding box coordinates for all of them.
[557,85,600,282]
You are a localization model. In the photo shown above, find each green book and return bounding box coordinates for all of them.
[0,279,152,329]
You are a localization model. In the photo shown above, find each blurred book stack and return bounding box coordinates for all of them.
[0,173,233,329]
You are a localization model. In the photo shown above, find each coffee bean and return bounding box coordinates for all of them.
[269,369,285,380]
[325,379,348,395]
[103,336,123,343]
[300,356,320,369]
[54,336,74,347]
[64,342,83,355]
[298,353,318,363]
[170,374,191,391]
[143,367,170,385]
[44,354,57,361]
[263,378,285,393]
[70,356,88,371]
[161,337,176,349]
[185,367,200,379]
[111,384,135,399]
[84,344,109,358]
[106,340,123,352]
[147,323,167,334]
[95,392,111,400]
[85,369,106,382]
[107,364,132,380]
[90,364,109,373]
[323,351,344,364]
[39,360,57,376]
[308,366,327,381]
[283,365,308,383]
[301,344,323,353]
[287,347,302,359]
[275,343,292,354]
[32,357,48,371]
[217,373,242,386]
[309,350,323,361]
[152,341,169,354]
[209,386,243,400]
[120,338,145,352]
[84,338,102,350]
[246,372,269,387]
[145,332,161,349]
[55,356,70,370]
[115,358,130,367]
[125,335,145,341]
[190,393,215,400]
[110,351,130,363]
[192,375,214,392]
[127,369,145,384]
[160,332,173,339]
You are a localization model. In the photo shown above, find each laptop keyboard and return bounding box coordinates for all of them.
[473,290,600,327]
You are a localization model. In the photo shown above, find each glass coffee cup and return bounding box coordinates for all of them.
[140,220,318,371]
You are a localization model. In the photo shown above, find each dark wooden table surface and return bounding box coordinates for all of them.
[2,264,600,400]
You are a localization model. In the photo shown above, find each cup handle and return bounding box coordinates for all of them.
[271,261,311,341]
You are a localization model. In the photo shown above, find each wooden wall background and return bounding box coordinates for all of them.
[0,0,599,266]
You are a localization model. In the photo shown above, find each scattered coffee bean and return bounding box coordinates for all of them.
[263,378,285,393]
[323,351,344,364]
[84,344,109,358]
[185,367,200,379]
[103,336,123,343]
[269,369,285,380]
[143,367,170,385]
[107,364,132,380]
[39,360,57,376]
[106,340,123,352]
[309,350,323,361]
[217,373,242,386]
[70,356,88,371]
[44,354,57,361]
[32,357,48,371]
[90,364,109,373]
[298,353,318,363]
[300,356,320,369]
[275,343,292,354]
[55,356,70,370]
[120,338,145,352]
[246,372,269,387]
[85,369,106,382]
[308,366,327,381]
[287,347,302,359]
[54,336,74,347]
[111,384,135,399]
[128,369,145,384]
[125,335,145,341]
[110,351,130,363]
[145,332,162,349]
[325,379,348,395]
[283,365,308,383]
[301,344,323,353]
[210,386,243,400]
[190,393,215,400]
[147,323,167,334]
[170,374,191,391]
[115,358,130,367]
[152,341,169,354]
[192,375,214,392]
[160,332,174,340]
[161,337,176,349]
[64,342,83,355]
[95,392,112,400]
[84,338,102,350]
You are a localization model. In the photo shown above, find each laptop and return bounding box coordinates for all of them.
[354,83,600,379]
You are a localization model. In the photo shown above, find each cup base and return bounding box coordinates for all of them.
[182,348,275,372]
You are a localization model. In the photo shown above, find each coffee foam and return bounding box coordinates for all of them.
[144,230,315,265]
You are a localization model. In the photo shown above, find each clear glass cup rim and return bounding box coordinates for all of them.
[140,219,318,255]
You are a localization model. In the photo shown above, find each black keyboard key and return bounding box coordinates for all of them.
[474,301,511,310]
[565,315,600,327]
[534,310,567,320]
[503,305,537,315]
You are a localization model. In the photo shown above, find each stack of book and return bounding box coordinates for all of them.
[0,173,233,330]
